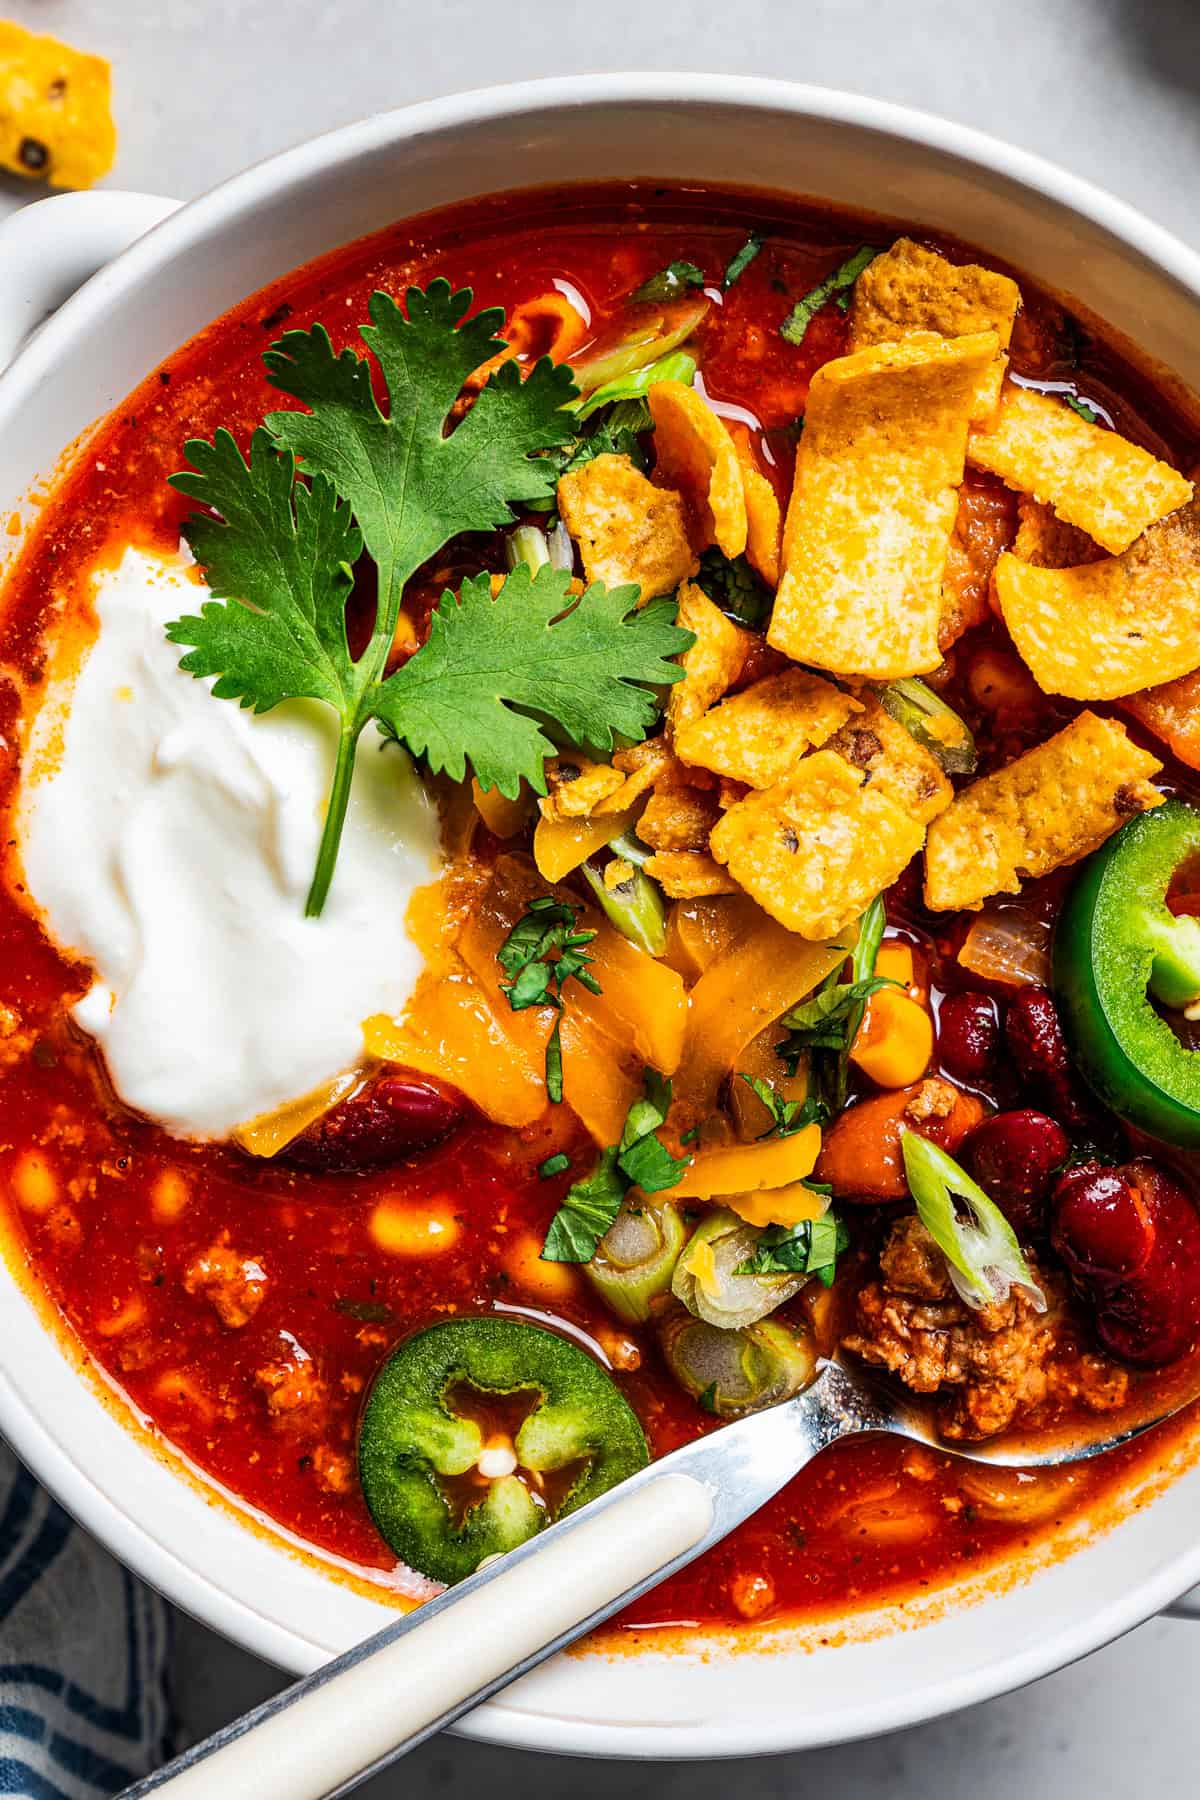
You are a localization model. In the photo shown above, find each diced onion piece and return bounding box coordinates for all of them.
[233,1066,366,1158]
[955,1465,1078,1523]
[586,1197,687,1323]
[657,1302,816,1416]
[957,905,1052,988]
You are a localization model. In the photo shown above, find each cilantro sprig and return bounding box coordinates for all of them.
[165,281,692,915]
[541,1070,690,1262]
[497,897,601,1102]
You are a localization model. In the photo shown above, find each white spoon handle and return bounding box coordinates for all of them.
[127,1472,712,1800]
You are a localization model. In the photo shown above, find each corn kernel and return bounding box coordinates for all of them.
[851,987,934,1088]
[369,1197,461,1256]
[96,1294,147,1337]
[11,1149,57,1214]
[502,1230,578,1304]
[152,1168,190,1223]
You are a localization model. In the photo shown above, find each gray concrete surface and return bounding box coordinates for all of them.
[6,0,1200,1791]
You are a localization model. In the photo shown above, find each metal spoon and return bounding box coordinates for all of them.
[119,1355,1172,1800]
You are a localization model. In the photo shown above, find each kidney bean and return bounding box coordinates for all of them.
[282,1068,467,1173]
[1003,986,1096,1130]
[1051,1164,1156,1281]
[961,1109,1069,1239]
[1051,1160,1200,1366]
[1005,987,1070,1083]
[937,991,1000,1083]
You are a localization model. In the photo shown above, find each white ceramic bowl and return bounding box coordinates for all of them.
[1,74,1200,1760]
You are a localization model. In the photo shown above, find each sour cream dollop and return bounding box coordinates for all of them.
[19,546,441,1140]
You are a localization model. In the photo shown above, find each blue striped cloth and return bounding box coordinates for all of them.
[0,1442,171,1798]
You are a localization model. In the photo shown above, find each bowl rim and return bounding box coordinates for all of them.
[5,68,1200,1761]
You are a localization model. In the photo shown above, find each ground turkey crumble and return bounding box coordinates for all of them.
[844,1216,1129,1440]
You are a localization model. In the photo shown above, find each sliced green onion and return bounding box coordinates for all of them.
[505,524,551,574]
[631,261,705,304]
[605,829,653,870]
[657,1302,816,1417]
[876,677,977,775]
[585,1197,687,1323]
[901,1133,1046,1312]
[567,294,709,401]
[569,351,697,424]
[581,856,667,957]
[547,520,575,572]
[671,1208,807,1330]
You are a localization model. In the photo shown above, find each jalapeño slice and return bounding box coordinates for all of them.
[1054,800,1200,1148]
[358,1316,649,1586]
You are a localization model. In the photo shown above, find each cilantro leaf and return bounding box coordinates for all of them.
[541,1147,626,1262]
[631,261,706,304]
[496,896,600,1100]
[737,1076,828,1140]
[167,428,361,713]
[735,1213,848,1285]
[264,282,576,612]
[541,1069,690,1261]
[723,235,762,290]
[780,246,880,348]
[378,564,692,798]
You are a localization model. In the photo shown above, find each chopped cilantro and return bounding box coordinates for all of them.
[778,895,896,1109]
[551,397,655,482]
[694,546,773,629]
[539,1153,570,1179]
[497,896,601,1103]
[1063,393,1100,424]
[723,235,763,290]
[780,246,880,348]
[737,1076,828,1140]
[541,1070,690,1262]
[631,261,706,304]
[696,1381,720,1414]
[735,1213,848,1285]
[166,282,691,916]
